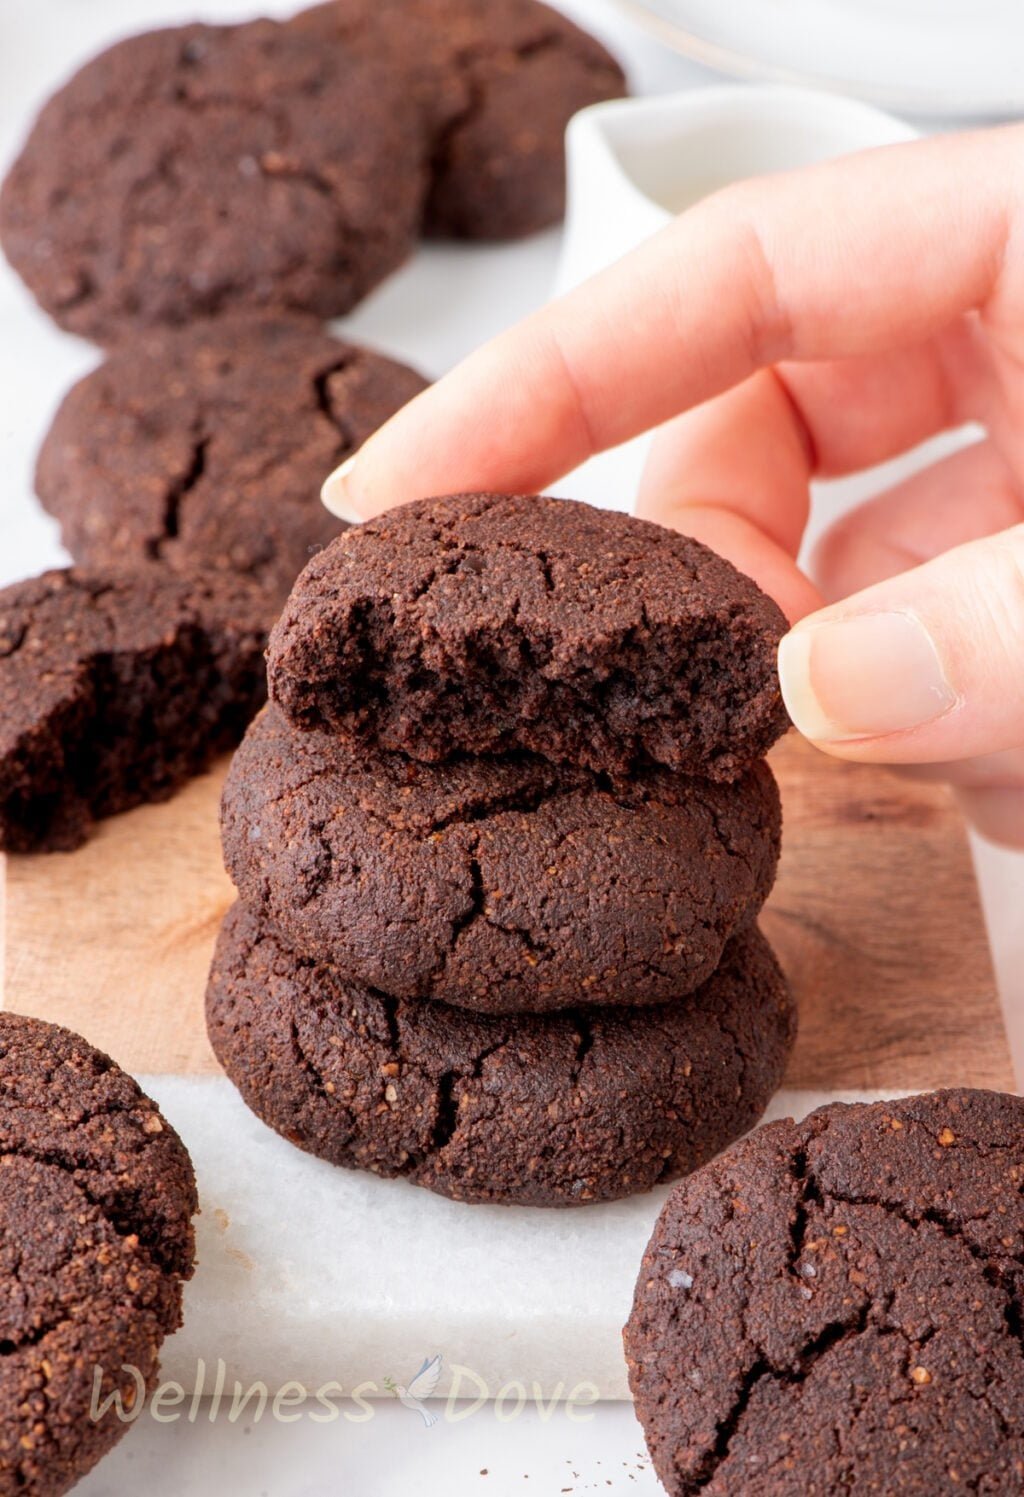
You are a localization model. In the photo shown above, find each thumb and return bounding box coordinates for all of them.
[778,523,1024,764]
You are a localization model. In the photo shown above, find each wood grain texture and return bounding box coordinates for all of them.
[765,734,1011,1092]
[1,761,233,1074]
[0,733,1011,1092]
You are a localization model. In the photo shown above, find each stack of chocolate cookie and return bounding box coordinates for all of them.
[206,492,797,1207]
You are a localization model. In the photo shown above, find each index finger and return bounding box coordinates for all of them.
[324,124,1023,521]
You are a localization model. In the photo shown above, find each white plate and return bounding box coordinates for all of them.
[616,0,1024,118]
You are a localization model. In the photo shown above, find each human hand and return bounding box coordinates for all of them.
[322,125,1024,846]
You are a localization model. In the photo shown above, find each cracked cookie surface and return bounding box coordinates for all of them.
[0,566,268,852]
[268,493,790,779]
[0,20,427,341]
[0,1011,196,1496]
[292,0,626,238]
[35,317,428,610]
[221,704,781,1012]
[625,1089,1024,1495]
[206,903,795,1206]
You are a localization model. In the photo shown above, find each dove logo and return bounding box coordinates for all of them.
[383,1355,443,1428]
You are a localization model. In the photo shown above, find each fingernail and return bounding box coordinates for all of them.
[778,610,958,743]
[321,455,363,523]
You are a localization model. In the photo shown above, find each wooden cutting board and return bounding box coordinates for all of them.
[0,732,1013,1094]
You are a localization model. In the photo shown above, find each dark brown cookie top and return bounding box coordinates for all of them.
[0,1012,196,1495]
[267,493,790,779]
[0,21,427,341]
[0,565,268,852]
[293,0,627,238]
[207,904,795,1208]
[35,317,429,607]
[625,1090,1024,1496]
[222,704,781,1012]
[0,1012,196,1277]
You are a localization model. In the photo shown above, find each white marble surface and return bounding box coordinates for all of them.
[3,2,1024,1492]
[74,1396,663,1497]
[133,1080,903,1400]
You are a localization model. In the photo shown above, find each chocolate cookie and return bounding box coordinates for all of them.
[0,1011,196,1495]
[206,905,795,1207]
[268,493,790,779]
[0,21,426,341]
[0,566,268,852]
[292,0,626,238]
[625,1090,1024,1496]
[222,705,781,1012]
[35,317,429,608]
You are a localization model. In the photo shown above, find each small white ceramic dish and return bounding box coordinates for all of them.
[554,86,916,508]
[615,0,1024,119]
[556,85,916,293]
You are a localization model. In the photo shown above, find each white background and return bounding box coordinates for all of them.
[2,3,1023,1493]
